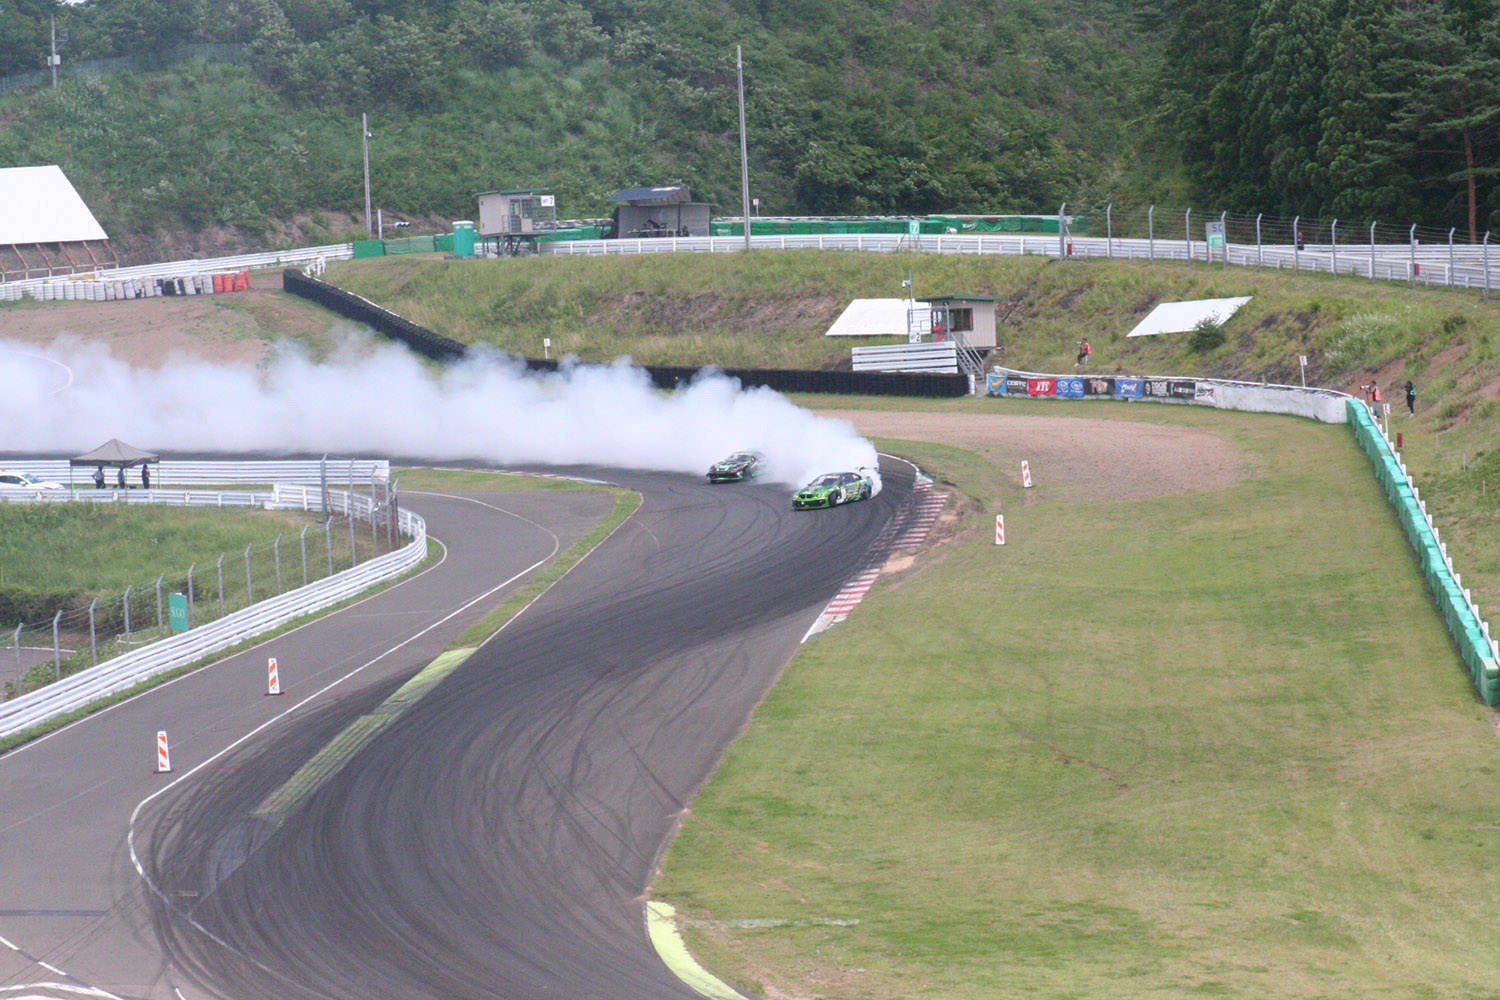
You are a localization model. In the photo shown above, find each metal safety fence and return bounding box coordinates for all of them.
[0,481,422,738]
[0,458,388,488]
[543,204,1500,297]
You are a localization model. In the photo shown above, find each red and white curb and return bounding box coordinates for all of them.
[803,477,948,641]
[894,485,948,549]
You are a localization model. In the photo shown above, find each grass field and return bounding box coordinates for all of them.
[0,504,327,595]
[326,249,1500,393]
[652,402,1500,1000]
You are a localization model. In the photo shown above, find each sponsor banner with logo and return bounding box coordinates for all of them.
[1144,378,1197,399]
[1082,377,1115,396]
[986,371,1008,395]
[1114,377,1144,398]
[1006,376,1029,394]
[1194,384,1216,401]
[1054,377,1085,398]
[1026,377,1056,396]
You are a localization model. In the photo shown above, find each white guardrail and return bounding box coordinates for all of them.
[0,459,387,487]
[0,482,425,741]
[543,233,1500,294]
[3,229,1491,303]
[0,243,354,302]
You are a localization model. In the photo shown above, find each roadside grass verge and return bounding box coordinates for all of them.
[0,505,327,594]
[394,466,610,491]
[652,406,1500,999]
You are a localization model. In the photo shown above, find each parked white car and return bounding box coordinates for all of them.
[0,470,66,491]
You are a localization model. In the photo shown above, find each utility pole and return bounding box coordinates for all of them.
[737,46,751,252]
[362,113,373,239]
[49,15,60,88]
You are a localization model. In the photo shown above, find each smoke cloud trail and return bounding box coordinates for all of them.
[0,336,880,491]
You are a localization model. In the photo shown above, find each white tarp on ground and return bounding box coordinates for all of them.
[826,298,913,337]
[0,165,109,244]
[1127,296,1251,338]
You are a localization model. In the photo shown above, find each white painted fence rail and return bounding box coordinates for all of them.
[2,225,1490,305]
[0,484,425,741]
[0,458,388,487]
[542,233,1499,294]
[0,243,354,302]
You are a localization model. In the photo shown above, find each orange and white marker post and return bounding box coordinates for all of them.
[267,656,282,696]
[1021,461,1033,489]
[156,730,172,773]
[994,514,1006,545]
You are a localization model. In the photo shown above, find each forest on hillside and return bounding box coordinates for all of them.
[0,0,1496,242]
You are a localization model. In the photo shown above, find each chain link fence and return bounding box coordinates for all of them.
[2,483,404,700]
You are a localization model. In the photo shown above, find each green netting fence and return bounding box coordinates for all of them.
[1347,398,1499,704]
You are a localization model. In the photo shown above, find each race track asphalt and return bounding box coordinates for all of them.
[0,459,914,1000]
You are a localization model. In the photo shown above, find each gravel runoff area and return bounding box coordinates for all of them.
[815,409,1248,500]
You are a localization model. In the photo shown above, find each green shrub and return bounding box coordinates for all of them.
[1190,316,1226,352]
[1325,313,1409,370]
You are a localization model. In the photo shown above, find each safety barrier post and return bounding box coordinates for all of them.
[123,585,133,652]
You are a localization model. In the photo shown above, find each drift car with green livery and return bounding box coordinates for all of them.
[792,470,874,510]
[707,451,764,483]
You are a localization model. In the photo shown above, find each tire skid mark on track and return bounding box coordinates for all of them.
[129,464,911,1000]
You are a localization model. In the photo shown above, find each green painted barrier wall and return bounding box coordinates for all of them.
[1346,398,1499,704]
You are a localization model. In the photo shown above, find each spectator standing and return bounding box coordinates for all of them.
[141,464,151,489]
[1403,380,1417,415]
[116,465,126,489]
[1370,382,1382,413]
[92,465,104,490]
[1075,337,1092,367]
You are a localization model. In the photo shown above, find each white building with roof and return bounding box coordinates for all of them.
[0,165,115,281]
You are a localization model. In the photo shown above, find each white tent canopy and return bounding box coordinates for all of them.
[1127,296,1251,338]
[0,165,109,245]
[825,298,916,337]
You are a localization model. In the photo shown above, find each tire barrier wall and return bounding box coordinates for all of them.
[2,270,253,304]
[282,269,468,362]
[1346,399,1500,704]
[283,270,970,397]
[986,368,1350,423]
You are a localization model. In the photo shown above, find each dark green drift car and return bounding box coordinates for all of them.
[707,450,765,483]
[792,470,874,510]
